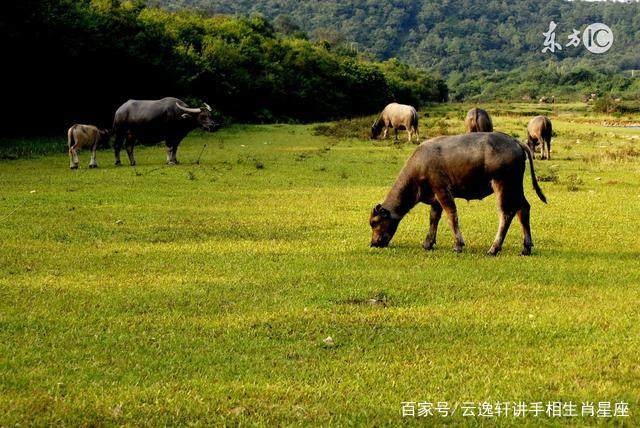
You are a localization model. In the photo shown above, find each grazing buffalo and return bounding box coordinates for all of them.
[526,116,553,160]
[371,103,419,143]
[112,97,218,166]
[465,108,493,133]
[67,124,110,169]
[369,132,546,256]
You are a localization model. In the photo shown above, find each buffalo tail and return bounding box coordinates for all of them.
[67,125,76,148]
[520,141,547,203]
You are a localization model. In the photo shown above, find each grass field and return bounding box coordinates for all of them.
[1,103,640,425]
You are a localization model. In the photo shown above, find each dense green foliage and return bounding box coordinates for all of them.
[153,0,640,101]
[1,0,446,135]
[449,65,640,102]
[154,0,640,73]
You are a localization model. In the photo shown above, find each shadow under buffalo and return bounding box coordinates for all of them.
[365,243,640,261]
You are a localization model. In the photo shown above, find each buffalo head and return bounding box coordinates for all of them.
[369,204,400,247]
[176,102,220,132]
[371,119,384,139]
[98,128,112,147]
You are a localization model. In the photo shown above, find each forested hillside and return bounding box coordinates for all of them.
[152,0,640,100]
[1,0,445,135]
[153,0,640,73]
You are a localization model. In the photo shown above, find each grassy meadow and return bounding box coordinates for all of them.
[1,103,640,425]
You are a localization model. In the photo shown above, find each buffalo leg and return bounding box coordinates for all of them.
[436,192,465,252]
[488,210,515,256]
[165,139,180,165]
[172,145,180,164]
[125,135,136,166]
[423,203,443,251]
[544,139,551,160]
[89,142,98,168]
[114,133,124,166]
[69,145,79,169]
[69,147,79,169]
[166,144,178,165]
[394,128,399,143]
[538,137,549,160]
[382,127,388,139]
[547,140,551,159]
[407,129,412,143]
[166,146,178,165]
[517,198,533,255]
[488,181,518,256]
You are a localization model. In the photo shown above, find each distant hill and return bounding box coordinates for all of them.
[151,0,640,76]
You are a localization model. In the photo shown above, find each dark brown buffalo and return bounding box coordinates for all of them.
[113,97,218,166]
[369,132,546,256]
[465,108,493,133]
[526,116,553,160]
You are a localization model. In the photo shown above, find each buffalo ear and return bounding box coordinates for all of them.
[374,203,382,214]
[181,113,191,119]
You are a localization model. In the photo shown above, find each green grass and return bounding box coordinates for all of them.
[1,104,640,425]
[0,136,67,160]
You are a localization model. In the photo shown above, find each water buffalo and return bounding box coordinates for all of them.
[465,108,493,133]
[526,116,553,160]
[67,124,110,169]
[371,103,419,143]
[369,132,546,256]
[112,97,218,166]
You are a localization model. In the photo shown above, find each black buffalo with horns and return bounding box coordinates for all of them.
[112,97,219,166]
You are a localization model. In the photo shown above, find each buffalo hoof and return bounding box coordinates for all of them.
[453,246,464,253]
[521,247,532,256]
[166,161,176,166]
[89,164,98,169]
[422,241,435,251]
[115,161,122,167]
[130,162,136,167]
[70,165,78,170]
[487,245,502,256]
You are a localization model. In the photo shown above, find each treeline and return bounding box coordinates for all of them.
[449,66,640,103]
[154,0,640,101]
[154,0,640,74]
[1,0,447,136]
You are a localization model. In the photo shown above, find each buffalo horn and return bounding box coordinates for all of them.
[176,102,201,114]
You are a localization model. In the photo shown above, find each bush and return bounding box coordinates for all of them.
[313,116,375,140]
[1,0,447,136]
[593,95,618,114]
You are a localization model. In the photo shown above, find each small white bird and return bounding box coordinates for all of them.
[323,336,335,346]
